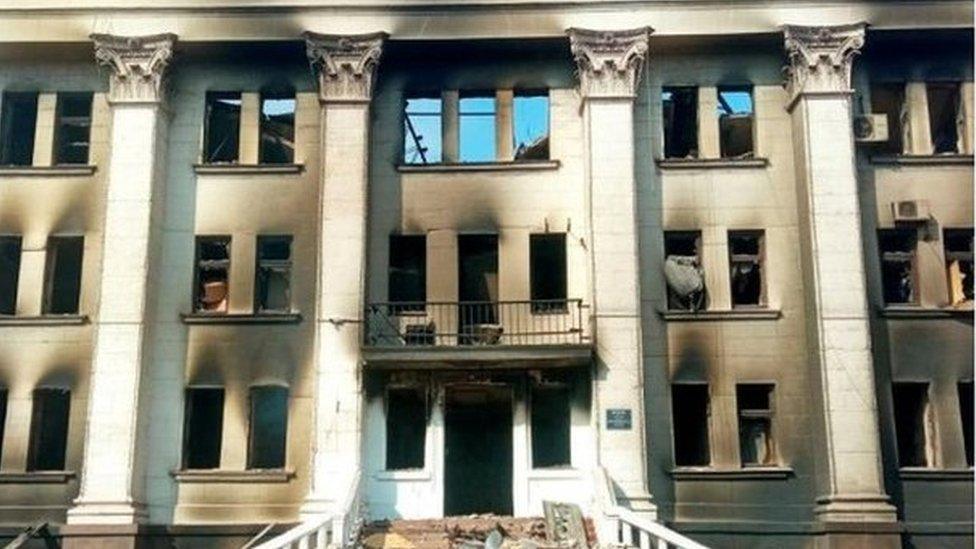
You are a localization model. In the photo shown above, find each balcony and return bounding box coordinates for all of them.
[362,299,592,369]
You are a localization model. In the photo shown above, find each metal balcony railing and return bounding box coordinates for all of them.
[364,299,588,347]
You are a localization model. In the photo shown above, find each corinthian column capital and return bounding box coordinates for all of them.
[567,27,652,100]
[304,31,388,104]
[783,23,866,107]
[91,33,177,104]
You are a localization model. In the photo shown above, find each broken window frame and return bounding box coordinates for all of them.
[53,92,93,166]
[878,229,918,306]
[736,383,776,468]
[258,91,296,165]
[892,382,935,468]
[664,231,705,311]
[728,230,765,308]
[529,233,568,314]
[717,85,755,159]
[42,235,84,315]
[182,386,225,470]
[530,377,572,469]
[27,387,70,472]
[194,236,231,314]
[0,91,38,167]
[403,94,442,165]
[254,235,292,314]
[662,86,699,159]
[926,82,962,155]
[385,385,428,471]
[512,90,550,161]
[671,383,711,467]
[870,83,907,155]
[202,91,242,164]
[388,234,426,314]
[0,235,22,315]
[459,92,497,163]
[247,385,289,470]
[958,381,974,467]
[943,228,973,305]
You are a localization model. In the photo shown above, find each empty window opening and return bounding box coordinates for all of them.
[458,235,499,341]
[672,384,711,466]
[0,236,22,315]
[892,382,935,467]
[664,231,705,311]
[460,94,496,162]
[959,381,973,467]
[248,385,288,469]
[53,92,93,165]
[717,86,754,159]
[531,381,571,468]
[513,92,549,161]
[183,387,224,470]
[944,229,973,305]
[255,235,292,313]
[389,235,426,313]
[259,92,295,164]
[27,388,70,471]
[0,92,38,166]
[386,387,427,470]
[0,388,7,464]
[729,231,764,307]
[43,236,83,315]
[737,384,775,467]
[194,236,230,313]
[879,229,917,305]
[870,83,906,155]
[404,96,442,164]
[203,92,241,163]
[927,83,962,154]
[662,87,698,159]
[530,233,567,313]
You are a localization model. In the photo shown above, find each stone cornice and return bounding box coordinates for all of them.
[304,31,387,103]
[91,33,176,104]
[567,27,652,100]
[783,23,866,108]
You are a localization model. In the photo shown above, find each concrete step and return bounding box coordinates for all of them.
[359,515,551,548]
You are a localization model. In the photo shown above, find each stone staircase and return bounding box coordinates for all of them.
[358,515,572,548]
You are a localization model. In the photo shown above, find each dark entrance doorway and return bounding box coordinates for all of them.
[444,384,513,516]
[458,234,499,343]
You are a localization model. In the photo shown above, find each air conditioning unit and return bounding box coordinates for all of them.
[892,200,931,223]
[853,114,889,142]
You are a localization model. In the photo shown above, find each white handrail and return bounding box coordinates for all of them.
[251,517,332,549]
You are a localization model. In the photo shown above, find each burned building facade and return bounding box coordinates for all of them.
[0,1,971,548]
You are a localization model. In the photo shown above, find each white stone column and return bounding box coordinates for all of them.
[783,24,898,528]
[67,33,176,525]
[301,31,386,518]
[567,27,656,515]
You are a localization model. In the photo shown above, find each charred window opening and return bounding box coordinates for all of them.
[892,382,934,467]
[959,381,973,467]
[927,83,962,154]
[530,233,567,313]
[662,87,698,159]
[259,92,295,164]
[870,83,906,154]
[386,387,427,470]
[389,235,426,313]
[27,388,70,471]
[729,231,764,307]
[194,236,230,313]
[531,381,571,468]
[404,95,442,165]
[717,86,754,159]
[0,236,22,315]
[0,388,7,463]
[737,384,775,467]
[460,94,496,162]
[203,92,241,163]
[879,229,917,305]
[671,384,710,466]
[0,92,38,167]
[255,235,292,313]
[182,387,224,470]
[664,231,704,311]
[43,236,83,315]
[248,385,288,469]
[513,91,549,161]
[53,92,93,165]
[944,229,973,305]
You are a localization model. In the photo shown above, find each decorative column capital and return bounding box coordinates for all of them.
[783,23,866,107]
[303,31,388,104]
[567,27,652,100]
[91,33,177,105]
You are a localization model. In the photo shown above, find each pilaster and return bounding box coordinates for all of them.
[301,30,386,518]
[568,26,656,516]
[782,23,898,536]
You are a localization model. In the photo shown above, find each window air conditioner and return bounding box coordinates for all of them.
[891,200,930,223]
[853,114,889,142]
